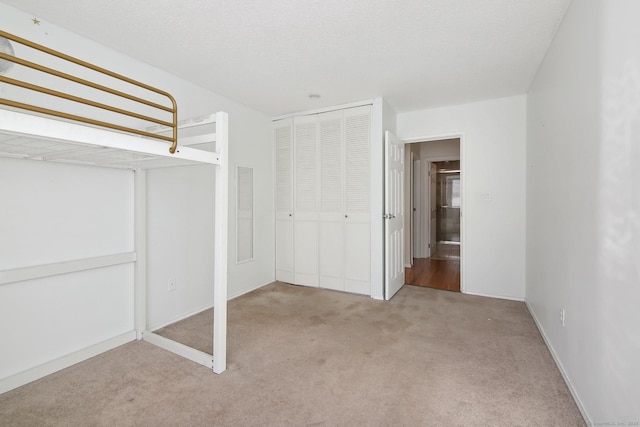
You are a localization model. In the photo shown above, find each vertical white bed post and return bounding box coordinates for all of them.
[213,111,229,374]
[134,168,147,340]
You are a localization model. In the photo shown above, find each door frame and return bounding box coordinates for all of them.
[412,157,420,261]
[402,133,466,294]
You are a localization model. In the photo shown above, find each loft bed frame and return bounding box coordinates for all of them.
[0,30,228,385]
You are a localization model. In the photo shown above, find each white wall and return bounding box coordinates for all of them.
[382,99,397,135]
[146,165,215,329]
[0,158,135,379]
[0,2,273,383]
[418,139,460,160]
[0,159,134,269]
[526,0,640,422]
[397,95,527,300]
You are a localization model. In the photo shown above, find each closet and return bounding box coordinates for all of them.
[274,105,371,295]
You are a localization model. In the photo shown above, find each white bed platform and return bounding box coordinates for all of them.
[0,108,229,388]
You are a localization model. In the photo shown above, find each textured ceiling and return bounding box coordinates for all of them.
[2,0,571,116]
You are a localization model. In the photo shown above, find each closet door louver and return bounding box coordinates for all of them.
[344,106,371,294]
[274,119,294,283]
[293,114,319,286]
[318,110,345,291]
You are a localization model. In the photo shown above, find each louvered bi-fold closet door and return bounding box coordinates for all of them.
[274,118,294,283]
[293,114,319,286]
[343,105,371,295]
[318,110,345,291]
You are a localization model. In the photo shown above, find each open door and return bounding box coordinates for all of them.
[384,131,405,300]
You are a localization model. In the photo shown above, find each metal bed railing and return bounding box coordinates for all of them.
[0,30,178,153]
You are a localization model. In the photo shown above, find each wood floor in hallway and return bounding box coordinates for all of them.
[405,257,460,292]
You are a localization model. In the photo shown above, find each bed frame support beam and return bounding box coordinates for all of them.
[142,331,214,369]
[0,252,136,286]
[213,111,228,374]
[137,111,228,374]
[135,168,147,340]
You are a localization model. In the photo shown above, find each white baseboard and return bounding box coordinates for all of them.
[525,301,590,425]
[228,280,273,301]
[0,331,136,395]
[147,281,273,332]
[147,303,214,332]
[463,290,524,302]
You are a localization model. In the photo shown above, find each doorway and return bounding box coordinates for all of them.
[404,139,461,292]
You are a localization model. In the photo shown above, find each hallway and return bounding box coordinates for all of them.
[405,257,460,292]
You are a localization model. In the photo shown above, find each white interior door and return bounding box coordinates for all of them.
[384,131,404,300]
[429,162,437,257]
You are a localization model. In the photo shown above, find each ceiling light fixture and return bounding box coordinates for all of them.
[0,36,15,75]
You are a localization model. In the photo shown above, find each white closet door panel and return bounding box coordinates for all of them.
[294,115,318,213]
[294,220,318,286]
[318,110,344,291]
[295,211,318,222]
[345,278,370,295]
[293,115,319,286]
[319,110,344,214]
[343,106,371,295]
[345,215,371,280]
[275,217,294,283]
[275,119,293,213]
[274,119,294,282]
[345,212,369,223]
[344,106,371,214]
[344,219,371,295]
[321,276,344,292]
[318,213,344,291]
[318,212,343,222]
[276,211,293,221]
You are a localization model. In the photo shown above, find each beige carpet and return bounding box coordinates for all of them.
[0,282,584,426]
